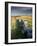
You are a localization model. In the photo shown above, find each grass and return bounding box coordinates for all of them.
[11,15,32,39]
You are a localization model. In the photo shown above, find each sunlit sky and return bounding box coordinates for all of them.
[11,6,32,16]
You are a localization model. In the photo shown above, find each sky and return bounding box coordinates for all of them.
[11,6,32,16]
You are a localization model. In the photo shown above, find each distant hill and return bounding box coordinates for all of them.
[11,15,32,20]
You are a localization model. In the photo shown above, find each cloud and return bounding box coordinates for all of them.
[11,6,32,16]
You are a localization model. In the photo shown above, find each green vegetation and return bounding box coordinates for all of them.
[15,20,24,38]
[28,20,32,28]
[11,19,32,39]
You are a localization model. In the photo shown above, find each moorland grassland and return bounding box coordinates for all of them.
[11,15,32,39]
